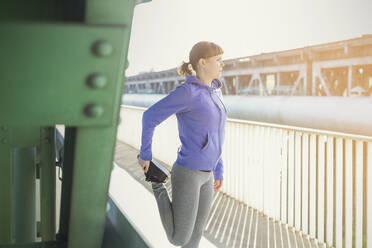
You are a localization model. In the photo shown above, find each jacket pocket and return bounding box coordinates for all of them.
[201,132,210,151]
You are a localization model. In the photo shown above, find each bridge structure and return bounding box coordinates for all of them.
[2,0,372,247]
[125,35,372,97]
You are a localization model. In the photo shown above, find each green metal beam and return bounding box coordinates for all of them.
[0,146,13,243]
[0,240,66,248]
[67,126,118,248]
[8,127,40,148]
[85,0,136,25]
[39,127,56,241]
[65,1,141,247]
[0,23,127,127]
[0,0,85,22]
[84,0,137,93]
[13,148,37,243]
[0,127,41,244]
[1,0,151,247]
[57,128,76,242]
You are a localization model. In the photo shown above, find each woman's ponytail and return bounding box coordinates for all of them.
[178,61,194,76]
[178,41,223,77]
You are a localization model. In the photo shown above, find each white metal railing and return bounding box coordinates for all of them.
[117,105,372,248]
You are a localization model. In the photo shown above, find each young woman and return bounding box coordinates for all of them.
[137,41,226,248]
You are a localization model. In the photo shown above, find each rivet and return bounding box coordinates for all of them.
[84,104,104,118]
[87,74,107,89]
[92,41,113,57]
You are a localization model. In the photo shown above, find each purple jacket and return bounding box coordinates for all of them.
[139,75,227,180]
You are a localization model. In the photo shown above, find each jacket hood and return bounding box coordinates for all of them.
[185,76,223,90]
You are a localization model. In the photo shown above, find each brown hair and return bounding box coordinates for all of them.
[178,41,224,76]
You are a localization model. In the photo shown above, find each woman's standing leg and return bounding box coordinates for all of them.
[151,163,202,246]
[182,173,214,248]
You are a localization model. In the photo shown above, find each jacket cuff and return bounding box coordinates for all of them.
[213,170,224,180]
[213,157,224,180]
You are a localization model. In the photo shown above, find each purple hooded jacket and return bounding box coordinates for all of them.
[139,75,227,180]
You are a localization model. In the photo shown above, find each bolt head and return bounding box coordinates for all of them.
[87,74,107,89]
[92,41,113,57]
[84,104,104,118]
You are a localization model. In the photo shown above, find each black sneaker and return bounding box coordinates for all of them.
[137,155,170,183]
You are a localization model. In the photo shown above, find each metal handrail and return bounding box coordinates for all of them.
[122,95,372,136]
[121,104,372,142]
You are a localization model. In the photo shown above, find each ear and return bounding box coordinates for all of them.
[198,58,206,67]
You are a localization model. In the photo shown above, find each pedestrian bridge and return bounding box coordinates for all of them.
[115,99,372,248]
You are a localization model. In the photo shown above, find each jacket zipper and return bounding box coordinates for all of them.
[215,89,227,113]
[210,89,224,166]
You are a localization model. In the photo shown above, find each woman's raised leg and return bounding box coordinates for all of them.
[152,163,202,246]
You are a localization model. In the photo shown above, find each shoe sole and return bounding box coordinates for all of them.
[152,159,171,177]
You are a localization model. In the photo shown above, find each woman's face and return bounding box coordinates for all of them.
[201,54,224,79]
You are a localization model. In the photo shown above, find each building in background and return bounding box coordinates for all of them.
[126,35,372,97]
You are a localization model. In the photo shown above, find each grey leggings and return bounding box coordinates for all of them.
[152,162,214,248]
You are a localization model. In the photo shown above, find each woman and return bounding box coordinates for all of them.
[137,41,226,248]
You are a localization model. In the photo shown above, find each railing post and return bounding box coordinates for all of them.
[367,142,372,248]
[345,139,353,247]
[335,138,344,248]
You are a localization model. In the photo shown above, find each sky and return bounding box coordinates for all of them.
[126,0,371,76]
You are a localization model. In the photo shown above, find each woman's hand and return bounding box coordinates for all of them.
[137,155,150,173]
[214,180,223,191]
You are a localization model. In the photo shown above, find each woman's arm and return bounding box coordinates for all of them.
[139,85,191,161]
